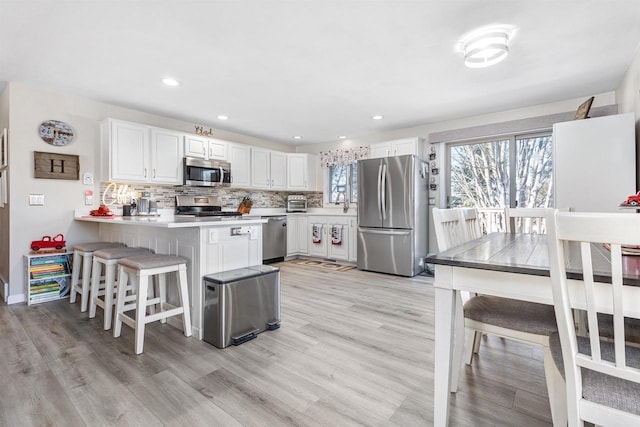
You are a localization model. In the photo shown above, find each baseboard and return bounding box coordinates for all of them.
[7,293,25,305]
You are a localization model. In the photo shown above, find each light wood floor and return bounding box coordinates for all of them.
[0,262,553,426]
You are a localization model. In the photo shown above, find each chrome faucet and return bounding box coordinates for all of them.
[335,192,350,213]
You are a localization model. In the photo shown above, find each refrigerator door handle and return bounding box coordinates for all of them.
[380,163,387,221]
[358,228,411,236]
[377,164,383,220]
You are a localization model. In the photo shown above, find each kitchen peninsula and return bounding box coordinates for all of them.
[75,214,267,339]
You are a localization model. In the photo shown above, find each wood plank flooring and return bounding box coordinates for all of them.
[0,262,553,426]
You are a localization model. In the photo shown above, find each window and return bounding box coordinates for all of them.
[447,132,553,231]
[327,164,358,203]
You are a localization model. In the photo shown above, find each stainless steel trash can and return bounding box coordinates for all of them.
[202,265,280,348]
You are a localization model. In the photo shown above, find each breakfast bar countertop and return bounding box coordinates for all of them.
[74,214,267,228]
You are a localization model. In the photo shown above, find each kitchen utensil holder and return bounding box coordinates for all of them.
[237,200,253,214]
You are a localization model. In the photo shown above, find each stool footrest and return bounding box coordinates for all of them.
[145,307,184,324]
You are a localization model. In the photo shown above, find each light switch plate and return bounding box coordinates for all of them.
[29,194,44,206]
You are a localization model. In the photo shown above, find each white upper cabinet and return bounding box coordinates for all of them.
[184,135,208,158]
[102,119,183,185]
[369,137,424,159]
[184,135,227,160]
[207,139,227,160]
[287,153,317,191]
[251,148,287,190]
[150,128,183,184]
[228,142,251,188]
[270,151,287,190]
[106,120,149,182]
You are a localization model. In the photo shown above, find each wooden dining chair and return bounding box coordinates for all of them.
[432,207,566,426]
[547,211,640,426]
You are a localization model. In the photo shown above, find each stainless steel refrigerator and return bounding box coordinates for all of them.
[357,154,429,277]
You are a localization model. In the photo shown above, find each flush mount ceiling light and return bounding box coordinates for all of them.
[460,25,515,68]
[217,115,228,120]
[372,115,384,120]
[293,135,302,140]
[338,136,347,139]
[161,77,180,86]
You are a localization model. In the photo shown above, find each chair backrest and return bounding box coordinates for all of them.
[432,208,468,251]
[459,208,482,240]
[547,210,640,425]
[505,207,555,233]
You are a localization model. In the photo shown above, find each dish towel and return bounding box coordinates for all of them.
[312,224,322,244]
[331,225,342,245]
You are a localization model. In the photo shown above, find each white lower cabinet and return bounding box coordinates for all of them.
[307,216,351,261]
[286,215,308,256]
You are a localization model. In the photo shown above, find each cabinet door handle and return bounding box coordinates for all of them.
[209,147,212,158]
[203,147,206,156]
[153,169,156,179]
[144,168,147,178]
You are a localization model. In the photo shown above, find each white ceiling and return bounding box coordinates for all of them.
[2,1,640,145]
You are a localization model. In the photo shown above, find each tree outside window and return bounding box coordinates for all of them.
[328,164,358,203]
[448,134,553,232]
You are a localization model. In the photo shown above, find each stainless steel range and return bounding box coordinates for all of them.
[175,195,242,218]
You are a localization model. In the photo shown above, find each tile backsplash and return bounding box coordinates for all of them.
[99,183,323,209]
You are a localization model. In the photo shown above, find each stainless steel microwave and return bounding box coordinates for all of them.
[183,157,231,187]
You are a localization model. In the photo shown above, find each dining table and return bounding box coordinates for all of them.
[425,232,640,426]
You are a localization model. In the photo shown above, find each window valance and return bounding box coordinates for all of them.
[319,146,369,168]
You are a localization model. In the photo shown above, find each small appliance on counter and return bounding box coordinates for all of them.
[286,195,307,212]
[175,195,243,218]
[138,191,150,215]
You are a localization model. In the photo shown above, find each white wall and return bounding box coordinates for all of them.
[5,83,286,302]
[615,45,640,187]
[0,85,10,299]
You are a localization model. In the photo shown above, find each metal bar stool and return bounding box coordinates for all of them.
[113,254,192,354]
[70,242,125,312]
[89,246,153,330]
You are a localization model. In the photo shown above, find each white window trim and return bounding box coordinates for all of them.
[323,164,358,207]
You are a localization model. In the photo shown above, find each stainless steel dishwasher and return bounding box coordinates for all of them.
[262,215,287,263]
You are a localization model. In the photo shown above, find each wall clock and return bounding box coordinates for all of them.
[39,120,74,146]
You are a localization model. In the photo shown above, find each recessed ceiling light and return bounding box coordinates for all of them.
[372,115,384,120]
[161,77,180,87]
[293,136,302,140]
[217,115,228,120]
[339,136,347,139]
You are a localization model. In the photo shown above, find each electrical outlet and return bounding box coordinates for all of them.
[29,194,44,206]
